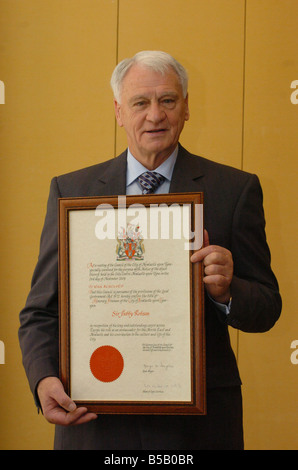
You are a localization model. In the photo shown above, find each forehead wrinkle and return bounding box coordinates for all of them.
[128,90,179,105]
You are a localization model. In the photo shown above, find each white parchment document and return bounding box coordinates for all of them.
[68,204,203,402]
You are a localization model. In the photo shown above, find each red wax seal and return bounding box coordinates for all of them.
[90,345,124,382]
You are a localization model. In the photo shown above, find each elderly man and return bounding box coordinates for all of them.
[19,51,281,450]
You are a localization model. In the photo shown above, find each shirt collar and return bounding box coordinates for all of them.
[126,146,178,187]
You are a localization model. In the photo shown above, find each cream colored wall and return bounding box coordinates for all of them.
[0,0,297,450]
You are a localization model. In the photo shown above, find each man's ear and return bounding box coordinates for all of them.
[114,99,123,127]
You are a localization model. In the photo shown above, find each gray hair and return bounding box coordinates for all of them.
[110,51,188,102]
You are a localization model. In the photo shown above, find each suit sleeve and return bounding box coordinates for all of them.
[227,174,282,332]
[18,178,61,405]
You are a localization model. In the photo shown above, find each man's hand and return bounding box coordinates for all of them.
[191,229,233,304]
[37,376,98,426]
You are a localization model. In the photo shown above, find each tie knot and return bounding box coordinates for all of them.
[138,171,165,194]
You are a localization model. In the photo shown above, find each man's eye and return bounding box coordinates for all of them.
[162,99,176,107]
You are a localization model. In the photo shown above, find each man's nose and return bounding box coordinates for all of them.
[146,102,166,123]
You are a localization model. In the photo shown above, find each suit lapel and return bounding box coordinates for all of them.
[169,145,205,193]
[96,150,127,196]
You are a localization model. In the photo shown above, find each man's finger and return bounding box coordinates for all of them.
[190,243,216,263]
[190,229,210,263]
[203,229,210,247]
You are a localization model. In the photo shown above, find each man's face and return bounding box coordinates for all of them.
[114,64,190,168]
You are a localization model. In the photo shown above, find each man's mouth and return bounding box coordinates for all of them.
[146,129,168,134]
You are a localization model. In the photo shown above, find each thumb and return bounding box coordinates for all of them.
[39,376,77,412]
[56,389,77,412]
[203,229,210,247]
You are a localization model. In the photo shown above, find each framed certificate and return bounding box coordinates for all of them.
[59,193,206,415]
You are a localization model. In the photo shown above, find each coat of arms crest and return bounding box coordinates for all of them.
[116,224,145,261]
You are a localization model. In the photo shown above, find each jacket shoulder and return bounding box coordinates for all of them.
[53,151,127,197]
[56,155,117,182]
[183,147,255,181]
[180,147,259,198]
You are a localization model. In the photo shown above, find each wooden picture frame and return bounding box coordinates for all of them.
[59,193,206,415]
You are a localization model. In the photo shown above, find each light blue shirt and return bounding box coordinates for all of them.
[126,147,178,195]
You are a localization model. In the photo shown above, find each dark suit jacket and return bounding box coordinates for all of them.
[18,145,281,449]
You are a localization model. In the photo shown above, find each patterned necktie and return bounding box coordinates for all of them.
[138,171,165,194]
